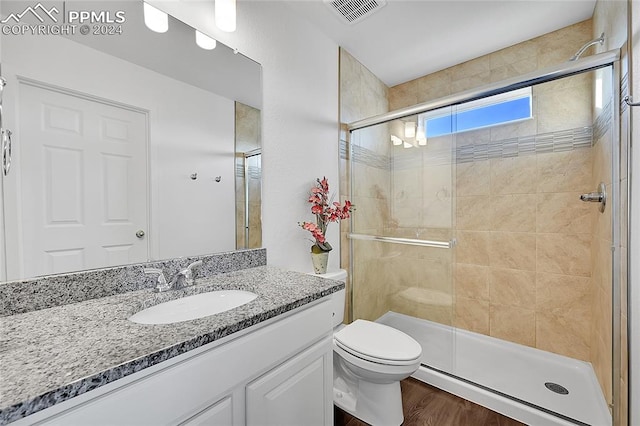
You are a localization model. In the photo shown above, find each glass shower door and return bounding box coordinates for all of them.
[349,108,457,373]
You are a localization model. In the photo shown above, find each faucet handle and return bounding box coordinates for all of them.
[144,268,170,292]
[186,260,203,272]
[183,260,203,286]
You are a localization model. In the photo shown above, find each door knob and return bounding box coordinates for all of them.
[136,230,145,238]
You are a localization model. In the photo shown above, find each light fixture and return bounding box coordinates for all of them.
[404,122,415,138]
[195,30,217,50]
[143,2,168,33]
[595,75,603,109]
[403,141,413,149]
[215,0,236,32]
[416,120,427,146]
[390,135,403,146]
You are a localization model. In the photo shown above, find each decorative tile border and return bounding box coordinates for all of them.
[344,126,596,170]
[0,248,267,316]
[235,163,261,179]
[340,139,390,170]
[593,99,613,143]
[456,127,593,164]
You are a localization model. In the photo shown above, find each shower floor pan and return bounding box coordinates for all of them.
[377,312,611,426]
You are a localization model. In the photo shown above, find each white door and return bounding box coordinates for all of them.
[17,82,148,277]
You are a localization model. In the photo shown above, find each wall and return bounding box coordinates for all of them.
[2,31,235,276]
[338,48,390,321]
[148,1,340,274]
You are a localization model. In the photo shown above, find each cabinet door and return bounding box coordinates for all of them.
[180,395,234,426]
[246,336,333,426]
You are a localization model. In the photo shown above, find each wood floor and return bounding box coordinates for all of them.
[334,377,526,426]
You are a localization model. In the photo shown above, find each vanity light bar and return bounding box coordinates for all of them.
[142,2,221,50]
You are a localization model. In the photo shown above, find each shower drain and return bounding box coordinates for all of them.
[544,382,569,395]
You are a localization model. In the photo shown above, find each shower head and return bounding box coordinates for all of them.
[569,33,605,61]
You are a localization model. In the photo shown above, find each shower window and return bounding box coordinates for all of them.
[423,87,532,137]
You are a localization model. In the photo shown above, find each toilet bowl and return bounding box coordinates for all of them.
[316,270,422,426]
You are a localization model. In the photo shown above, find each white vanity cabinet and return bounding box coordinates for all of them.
[18,299,334,426]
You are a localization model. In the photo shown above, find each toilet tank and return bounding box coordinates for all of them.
[308,270,347,327]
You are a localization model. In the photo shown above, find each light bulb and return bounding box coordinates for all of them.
[403,141,413,149]
[143,2,168,33]
[404,122,416,138]
[196,30,217,50]
[390,135,403,146]
[215,0,236,32]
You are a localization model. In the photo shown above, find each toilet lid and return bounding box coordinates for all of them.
[334,320,422,364]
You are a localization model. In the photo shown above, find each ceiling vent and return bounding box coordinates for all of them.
[324,0,387,25]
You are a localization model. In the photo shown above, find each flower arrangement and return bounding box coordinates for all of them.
[299,177,353,253]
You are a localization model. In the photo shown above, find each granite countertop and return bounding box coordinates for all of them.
[0,266,344,424]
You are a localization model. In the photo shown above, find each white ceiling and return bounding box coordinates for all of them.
[285,0,597,87]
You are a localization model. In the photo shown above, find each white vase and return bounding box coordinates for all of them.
[310,252,329,274]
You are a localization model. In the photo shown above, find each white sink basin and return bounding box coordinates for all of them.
[129,290,258,324]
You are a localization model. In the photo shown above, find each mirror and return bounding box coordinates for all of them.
[0,0,262,281]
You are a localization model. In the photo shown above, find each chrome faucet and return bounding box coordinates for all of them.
[144,268,171,292]
[143,260,203,292]
[168,260,203,290]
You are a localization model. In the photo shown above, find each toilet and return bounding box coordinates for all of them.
[316,270,422,426]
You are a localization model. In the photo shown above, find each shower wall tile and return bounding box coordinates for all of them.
[537,233,591,276]
[388,79,418,111]
[536,19,592,68]
[489,156,538,195]
[592,130,613,187]
[456,128,491,147]
[536,312,590,361]
[536,192,594,234]
[536,85,592,133]
[416,69,451,103]
[456,161,491,196]
[489,268,536,307]
[455,264,490,301]
[489,57,538,83]
[455,231,490,266]
[457,196,492,231]
[594,184,613,242]
[535,272,592,315]
[489,304,536,346]
[490,194,537,232]
[450,55,491,82]
[451,72,491,93]
[455,297,489,334]
[488,39,537,69]
[417,258,452,295]
[489,116,537,142]
[488,232,536,271]
[537,150,593,193]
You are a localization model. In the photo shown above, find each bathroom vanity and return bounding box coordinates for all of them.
[0,252,344,425]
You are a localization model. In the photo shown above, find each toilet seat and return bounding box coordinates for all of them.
[334,320,422,366]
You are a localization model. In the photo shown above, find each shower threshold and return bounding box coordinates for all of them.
[377,312,611,426]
